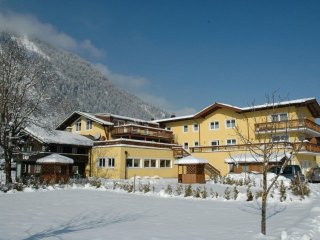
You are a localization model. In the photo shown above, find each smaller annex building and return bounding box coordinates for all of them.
[16,125,93,179]
[55,111,191,179]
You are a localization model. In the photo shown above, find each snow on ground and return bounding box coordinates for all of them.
[0,173,320,240]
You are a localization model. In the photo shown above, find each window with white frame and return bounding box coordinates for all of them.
[98,158,106,167]
[226,119,236,128]
[272,134,289,142]
[226,139,236,145]
[194,141,199,147]
[210,121,219,130]
[211,140,220,146]
[211,140,219,151]
[126,158,141,168]
[193,124,199,132]
[160,159,171,168]
[184,142,189,150]
[183,125,188,132]
[86,119,92,130]
[271,113,288,122]
[76,120,81,131]
[98,157,115,168]
[144,159,157,168]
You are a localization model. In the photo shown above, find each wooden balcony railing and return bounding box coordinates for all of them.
[111,124,173,141]
[190,142,320,154]
[94,138,180,149]
[255,119,320,134]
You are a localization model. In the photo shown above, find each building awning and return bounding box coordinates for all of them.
[36,154,74,164]
[174,155,209,165]
[225,152,291,164]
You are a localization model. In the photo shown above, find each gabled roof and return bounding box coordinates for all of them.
[56,111,114,130]
[154,97,320,123]
[241,98,320,118]
[194,102,242,118]
[24,125,93,147]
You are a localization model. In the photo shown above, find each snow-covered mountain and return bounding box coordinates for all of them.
[0,31,169,126]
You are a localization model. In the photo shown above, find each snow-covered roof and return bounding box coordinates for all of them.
[154,97,319,122]
[225,153,291,164]
[96,113,158,125]
[153,115,194,123]
[241,98,316,111]
[174,156,209,165]
[25,125,93,146]
[36,154,74,164]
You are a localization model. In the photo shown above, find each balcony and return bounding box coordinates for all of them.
[94,138,180,149]
[111,124,174,143]
[190,142,320,154]
[255,119,320,137]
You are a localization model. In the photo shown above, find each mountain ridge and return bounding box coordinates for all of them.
[1,31,170,126]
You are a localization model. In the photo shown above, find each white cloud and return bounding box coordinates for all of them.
[0,10,195,116]
[0,11,104,58]
[94,63,149,92]
[94,63,196,116]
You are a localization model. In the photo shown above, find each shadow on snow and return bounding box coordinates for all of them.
[22,210,148,240]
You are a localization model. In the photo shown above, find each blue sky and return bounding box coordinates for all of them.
[0,0,320,115]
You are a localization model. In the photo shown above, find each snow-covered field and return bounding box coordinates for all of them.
[1,174,320,240]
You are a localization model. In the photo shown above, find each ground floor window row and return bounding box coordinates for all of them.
[97,157,172,168]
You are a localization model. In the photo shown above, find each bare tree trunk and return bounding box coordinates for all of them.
[4,149,12,183]
[261,169,267,235]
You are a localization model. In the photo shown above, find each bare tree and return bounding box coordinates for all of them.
[0,32,52,183]
[234,94,304,235]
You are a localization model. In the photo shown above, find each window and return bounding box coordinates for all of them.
[272,134,289,142]
[194,141,199,147]
[35,165,41,174]
[72,166,79,174]
[193,124,199,132]
[242,165,249,173]
[210,121,219,130]
[166,127,171,131]
[227,139,236,145]
[126,158,140,168]
[271,113,288,122]
[86,119,92,130]
[57,146,63,153]
[160,160,171,168]
[183,125,188,132]
[98,158,106,167]
[72,148,77,154]
[144,159,157,168]
[98,157,115,168]
[184,142,189,150]
[211,140,219,151]
[226,119,236,128]
[211,140,220,146]
[108,158,115,168]
[76,120,81,131]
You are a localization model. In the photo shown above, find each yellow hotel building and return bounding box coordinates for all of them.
[57,97,320,179]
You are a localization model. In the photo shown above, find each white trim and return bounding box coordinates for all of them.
[225,119,236,129]
[183,125,188,133]
[194,141,199,147]
[226,139,237,145]
[193,123,199,132]
[211,140,220,146]
[209,121,220,130]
